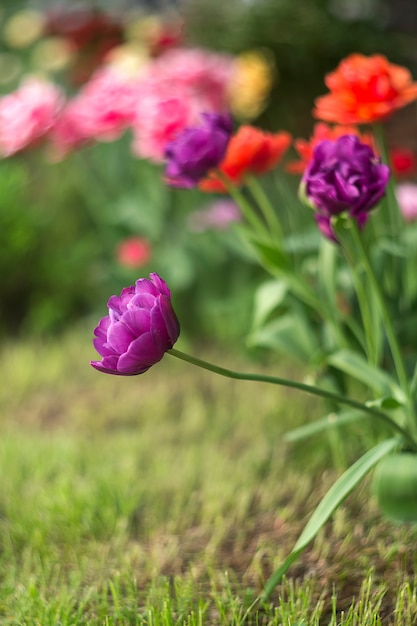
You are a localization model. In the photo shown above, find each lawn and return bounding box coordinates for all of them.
[0,328,416,624]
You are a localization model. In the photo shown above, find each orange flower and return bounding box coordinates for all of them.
[313,54,417,125]
[200,125,291,192]
[286,122,376,174]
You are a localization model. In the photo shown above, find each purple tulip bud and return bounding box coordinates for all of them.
[164,112,232,188]
[302,135,390,239]
[90,273,180,376]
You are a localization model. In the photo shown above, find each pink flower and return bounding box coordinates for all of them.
[188,200,241,233]
[131,82,193,161]
[148,48,234,114]
[396,183,417,222]
[116,237,152,268]
[131,48,234,162]
[0,76,63,156]
[48,98,91,159]
[51,66,137,156]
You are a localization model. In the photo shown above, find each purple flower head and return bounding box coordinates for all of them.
[302,135,390,239]
[164,112,232,188]
[90,273,180,376]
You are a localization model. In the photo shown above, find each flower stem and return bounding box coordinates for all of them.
[350,221,409,395]
[246,174,284,242]
[168,349,416,448]
[339,226,379,366]
[372,122,403,236]
[214,171,267,235]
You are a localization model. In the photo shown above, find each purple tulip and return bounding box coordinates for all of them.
[302,135,390,238]
[164,112,232,188]
[90,273,180,376]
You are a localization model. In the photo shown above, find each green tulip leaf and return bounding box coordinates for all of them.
[251,279,288,329]
[327,350,405,402]
[365,396,405,410]
[247,235,290,273]
[262,437,400,600]
[284,409,364,442]
[247,312,318,362]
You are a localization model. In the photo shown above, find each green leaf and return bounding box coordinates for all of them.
[365,396,405,410]
[247,312,318,361]
[327,350,405,403]
[247,235,290,273]
[251,279,288,329]
[318,238,338,304]
[410,362,417,401]
[284,409,364,442]
[283,229,321,254]
[377,237,408,259]
[262,437,400,599]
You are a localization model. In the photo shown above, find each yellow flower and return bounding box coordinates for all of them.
[228,49,275,120]
[3,9,45,49]
[104,43,150,78]
[31,37,75,74]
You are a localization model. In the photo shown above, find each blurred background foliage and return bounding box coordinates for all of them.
[1,0,416,340]
[183,0,417,133]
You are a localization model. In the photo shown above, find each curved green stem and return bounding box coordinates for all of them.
[168,349,416,448]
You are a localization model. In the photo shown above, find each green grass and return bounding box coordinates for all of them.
[0,327,416,624]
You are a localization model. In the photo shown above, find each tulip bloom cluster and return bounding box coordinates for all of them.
[0,47,235,160]
[200,125,292,192]
[84,50,417,600]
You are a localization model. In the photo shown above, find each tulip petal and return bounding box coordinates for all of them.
[117,333,161,373]
[120,309,151,336]
[107,321,136,353]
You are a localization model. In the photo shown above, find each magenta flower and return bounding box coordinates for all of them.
[91,273,180,376]
[164,113,232,188]
[302,135,390,239]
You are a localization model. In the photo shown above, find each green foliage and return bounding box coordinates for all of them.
[0,158,103,334]
[0,333,416,623]
[0,142,260,339]
[263,437,400,598]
